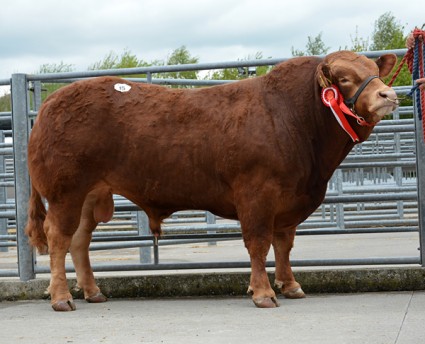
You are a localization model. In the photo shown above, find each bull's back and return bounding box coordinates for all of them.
[28,76,272,214]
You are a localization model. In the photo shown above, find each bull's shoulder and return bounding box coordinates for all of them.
[266,56,321,81]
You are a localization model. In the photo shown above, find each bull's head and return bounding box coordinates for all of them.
[316,51,398,125]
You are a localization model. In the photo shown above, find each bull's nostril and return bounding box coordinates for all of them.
[379,90,399,105]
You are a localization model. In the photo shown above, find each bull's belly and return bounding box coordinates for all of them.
[106,174,239,221]
[108,178,325,231]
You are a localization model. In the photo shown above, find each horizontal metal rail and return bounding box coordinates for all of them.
[339,161,415,169]
[372,125,415,133]
[323,192,417,203]
[0,270,19,277]
[33,255,420,275]
[344,153,415,161]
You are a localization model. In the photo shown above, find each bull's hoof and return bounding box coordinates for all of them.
[85,292,107,303]
[52,299,76,312]
[274,280,306,299]
[248,286,280,308]
[253,296,280,308]
[283,287,306,299]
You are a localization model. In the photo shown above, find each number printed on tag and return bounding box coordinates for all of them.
[114,83,132,93]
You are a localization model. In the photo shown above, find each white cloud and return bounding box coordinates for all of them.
[0,0,424,79]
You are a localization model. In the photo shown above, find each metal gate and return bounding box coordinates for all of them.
[1,49,424,281]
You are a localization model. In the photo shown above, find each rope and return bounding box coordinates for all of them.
[389,28,425,138]
[409,29,425,138]
[412,34,421,117]
[387,52,411,87]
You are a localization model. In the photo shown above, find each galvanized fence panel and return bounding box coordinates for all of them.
[1,49,424,280]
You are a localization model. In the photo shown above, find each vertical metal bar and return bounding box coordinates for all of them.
[153,236,159,265]
[137,211,152,263]
[32,81,42,111]
[11,73,34,280]
[335,169,345,230]
[0,130,8,252]
[147,72,152,84]
[414,94,425,267]
[206,211,217,246]
[392,107,404,218]
[329,204,335,223]
[328,174,335,223]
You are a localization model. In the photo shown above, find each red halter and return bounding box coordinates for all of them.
[321,85,374,142]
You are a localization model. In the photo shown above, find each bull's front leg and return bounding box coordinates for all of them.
[272,228,305,299]
[244,229,279,308]
[239,206,279,308]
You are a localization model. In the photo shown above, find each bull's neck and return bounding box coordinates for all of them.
[311,82,374,180]
[263,59,375,182]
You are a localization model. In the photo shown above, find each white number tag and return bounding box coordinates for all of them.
[114,83,132,93]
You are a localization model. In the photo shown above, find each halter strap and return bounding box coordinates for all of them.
[344,76,379,109]
[321,84,374,143]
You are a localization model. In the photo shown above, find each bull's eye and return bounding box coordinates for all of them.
[339,78,350,84]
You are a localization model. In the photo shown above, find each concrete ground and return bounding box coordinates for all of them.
[1,291,424,344]
[1,231,425,343]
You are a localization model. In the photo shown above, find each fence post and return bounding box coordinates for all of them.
[137,211,152,263]
[392,107,404,218]
[0,130,7,252]
[11,73,34,280]
[335,169,345,230]
[414,97,425,267]
[32,81,43,111]
[206,211,217,246]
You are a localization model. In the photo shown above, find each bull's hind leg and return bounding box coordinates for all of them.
[69,214,104,303]
[272,228,305,299]
[70,190,113,304]
[44,202,82,311]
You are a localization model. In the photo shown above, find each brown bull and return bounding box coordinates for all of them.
[26,51,398,311]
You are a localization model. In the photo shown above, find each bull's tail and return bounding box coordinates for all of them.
[25,184,48,254]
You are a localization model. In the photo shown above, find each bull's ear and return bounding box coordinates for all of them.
[375,54,397,77]
[316,62,332,88]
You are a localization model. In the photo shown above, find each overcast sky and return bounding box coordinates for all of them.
[0,0,424,81]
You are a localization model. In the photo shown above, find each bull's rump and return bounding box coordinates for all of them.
[28,76,279,217]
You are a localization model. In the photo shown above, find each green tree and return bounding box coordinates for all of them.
[89,51,119,70]
[292,32,330,56]
[350,26,370,52]
[206,52,271,81]
[89,49,150,80]
[38,61,74,74]
[158,45,199,82]
[37,61,75,102]
[369,12,411,90]
[91,46,200,87]
[0,92,11,112]
[370,12,406,51]
[1,62,75,112]
[369,12,413,108]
